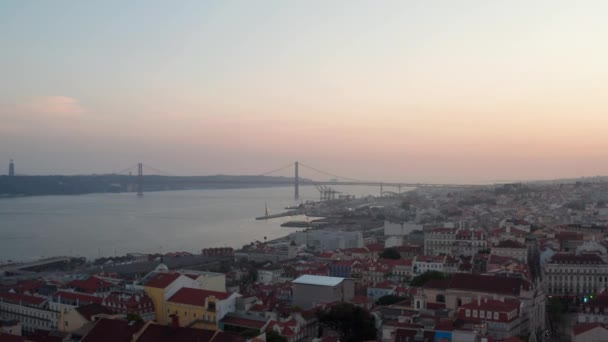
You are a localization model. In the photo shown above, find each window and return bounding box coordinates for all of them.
[473,310,478,318]
[466,309,470,317]
[494,312,499,320]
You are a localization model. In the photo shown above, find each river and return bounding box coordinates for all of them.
[0,185,382,262]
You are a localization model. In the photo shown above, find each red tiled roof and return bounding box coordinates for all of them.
[68,276,113,294]
[0,292,46,306]
[168,288,231,306]
[145,273,181,289]
[220,316,267,329]
[27,329,69,342]
[549,253,604,264]
[345,248,369,254]
[426,302,446,310]
[365,243,385,252]
[448,274,528,295]
[9,280,44,294]
[459,298,519,312]
[136,323,215,342]
[52,290,102,305]
[494,240,526,249]
[415,255,446,263]
[102,291,154,313]
[82,318,144,342]
[0,334,26,342]
[371,280,396,289]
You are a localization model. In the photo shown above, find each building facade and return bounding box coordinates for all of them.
[544,253,608,297]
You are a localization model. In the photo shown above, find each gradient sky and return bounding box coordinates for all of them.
[1,0,608,183]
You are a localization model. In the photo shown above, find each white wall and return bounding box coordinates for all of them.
[384,221,422,236]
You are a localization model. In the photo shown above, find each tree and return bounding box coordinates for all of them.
[376,295,407,306]
[379,248,401,260]
[317,303,377,342]
[266,330,288,342]
[410,271,449,287]
[126,313,142,322]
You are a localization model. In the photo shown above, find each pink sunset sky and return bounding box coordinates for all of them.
[1,1,607,183]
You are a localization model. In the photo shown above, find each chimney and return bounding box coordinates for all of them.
[171,314,180,329]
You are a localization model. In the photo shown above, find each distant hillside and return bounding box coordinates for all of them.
[0,174,311,197]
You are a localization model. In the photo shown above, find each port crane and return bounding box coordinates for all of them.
[315,184,341,201]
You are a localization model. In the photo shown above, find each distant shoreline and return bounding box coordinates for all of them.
[0,174,311,198]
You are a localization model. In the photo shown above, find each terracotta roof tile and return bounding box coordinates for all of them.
[145,273,181,289]
[82,318,144,342]
[167,288,231,306]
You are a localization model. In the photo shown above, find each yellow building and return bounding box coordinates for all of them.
[143,272,183,324]
[165,288,236,330]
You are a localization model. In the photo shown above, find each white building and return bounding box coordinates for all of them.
[424,228,487,256]
[414,255,446,274]
[0,293,58,334]
[257,266,282,285]
[384,221,423,237]
[491,239,528,263]
[544,253,608,297]
[424,228,456,255]
[289,230,363,250]
[291,275,354,309]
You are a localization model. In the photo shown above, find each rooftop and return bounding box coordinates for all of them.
[144,272,181,289]
[292,275,344,287]
[82,318,145,342]
[167,288,232,306]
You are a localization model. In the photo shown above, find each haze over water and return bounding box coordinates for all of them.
[0,185,381,262]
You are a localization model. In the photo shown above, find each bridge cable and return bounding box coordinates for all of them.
[142,164,177,177]
[110,165,138,175]
[298,162,370,183]
[257,163,294,177]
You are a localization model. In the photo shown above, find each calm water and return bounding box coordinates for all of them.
[0,185,380,262]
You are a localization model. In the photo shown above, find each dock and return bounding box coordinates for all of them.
[255,209,302,220]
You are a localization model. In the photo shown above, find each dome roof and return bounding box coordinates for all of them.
[155,263,169,272]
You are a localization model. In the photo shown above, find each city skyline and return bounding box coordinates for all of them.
[2,1,608,182]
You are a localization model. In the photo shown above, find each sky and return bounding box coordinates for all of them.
[1,0,608,183]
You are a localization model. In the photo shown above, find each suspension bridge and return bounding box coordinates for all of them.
[111,161,479,200]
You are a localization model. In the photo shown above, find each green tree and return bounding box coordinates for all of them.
[379,248,401,260]
[376,295,407,306]
[317,303,377,342]
[410,271,449,287]
[267,330,288,342]
[126,313,143,322]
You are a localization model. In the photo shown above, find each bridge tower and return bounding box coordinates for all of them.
[8,159,14,177]
[137,163,143,197]
[294,161,299,200]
